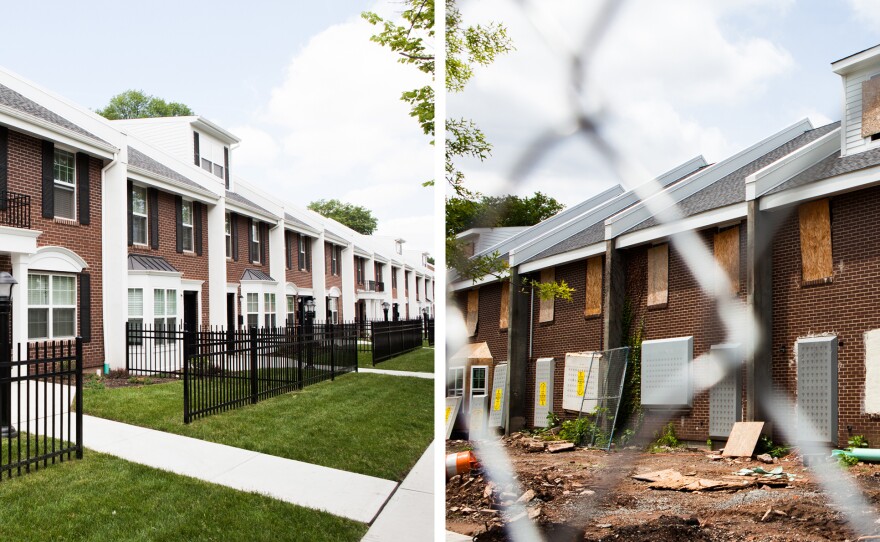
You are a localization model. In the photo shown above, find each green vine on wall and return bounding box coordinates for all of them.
[618,298,644,431]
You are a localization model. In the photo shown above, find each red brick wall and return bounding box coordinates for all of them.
[129,188,210,323]
[623,223,748,441]
[284,231,313,288]
[324,242,342,290]
[226,213,271,320]
[771,188,880,446]
[6,130,105,369]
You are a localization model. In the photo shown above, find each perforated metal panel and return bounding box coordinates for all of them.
[708,344,742,438]
[641,336,693,407]
[468,395,489,440]
[488,364,508,428]
[796,336,838,443]
[562,352,600,412]
[533,358,555,427]
[445,396,461,440]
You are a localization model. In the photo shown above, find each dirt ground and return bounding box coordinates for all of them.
[446,435,880,541]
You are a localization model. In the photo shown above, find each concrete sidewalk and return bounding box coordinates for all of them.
[362,441,435,542]
[82,415,396,523]
[358,367,434,379]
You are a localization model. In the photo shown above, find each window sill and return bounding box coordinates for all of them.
[53,217,77,226]
[801,277,833,288]
[647,303,668,311]
[584,312,602,320]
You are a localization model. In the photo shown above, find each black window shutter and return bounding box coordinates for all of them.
[41,140,54,218]
[76,153,90,225]
[175,195,183,253]
[231,213,239,261]
[261,223,268,266]
[127,180,133,246]
[193,131,200,166]
[298,235,304,270]
[248,218,254,263]
[306,239,311,272]
[224,147,230,189]
[79,273,91,343]
[148,188,159,249]
[286,232,292,270]
[194,202,203,255]
[0,126,8,211]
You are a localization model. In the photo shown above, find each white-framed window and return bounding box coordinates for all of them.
[298,235,310,271]
[28,274,76,340]
[264,293,276,328]
[247,293,259,329]
[286,295,295,327]
[447,367,464,397]
[328,297,338,324]
[395,240,403,255]
[251,222,260,264]
[154,289,177,342]
[196,132,227,180]
[131,185,148,245]
[356,258,365,285]
[471,366,488,399]
[54,149,76,220]
[391,269,398,289]
[225,212,231,258]
[128,288,143,345]
[331,246,339,275]
[181,200,194,252]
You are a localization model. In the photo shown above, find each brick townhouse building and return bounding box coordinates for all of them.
[0,67,433,373]
[450,43,880,447]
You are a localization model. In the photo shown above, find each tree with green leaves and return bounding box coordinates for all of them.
[307,199,378,235]
[96,90,193,120]
[446,192,565,237]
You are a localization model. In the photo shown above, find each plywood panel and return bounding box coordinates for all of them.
[722,422,764,457]
[499,281,510,329]
[539,268,555,323]
[584,256,603,316]
[714,226,740,295]
[798,199,832,283]
[647,244,668,306]
[862,77,880,138]
[466,290,479,337]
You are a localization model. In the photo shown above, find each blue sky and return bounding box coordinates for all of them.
[451,0,880,205]
[0,0,435,252]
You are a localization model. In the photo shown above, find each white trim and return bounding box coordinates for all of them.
[327,286,341,298]
[450,274,499,292]
[0,106,117,158]
[127,169,217,204]
[745,127,841,200]
[226,283,240,293]
[128,269,183,278]
[225,200,279,224]
[518,243,605,274]
[181,279,204,291]
[285,282,298,296]
[296,287,314,296]
[616,202,747,249]
[0,226,40,254]
[759,162,880,210]
[240,279,279,286]
[30,246,87,273]
[832,44,880,75]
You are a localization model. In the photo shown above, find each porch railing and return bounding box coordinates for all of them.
[0,191,31,229]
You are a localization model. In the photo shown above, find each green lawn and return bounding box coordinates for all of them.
[361,346,435,373]
[84,372,432,481]
[0,452,366,542]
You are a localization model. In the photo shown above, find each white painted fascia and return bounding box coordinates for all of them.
[518,242,605,274]
[181,279,205,288]
[745,127,841,200]
[832,44,880,75]
[759,162,880,211]
[0,107,117,158]
[449,273,500,292]
[0,226,40,255]
[283,220,320,237]
[128,269,183,278]
[225,200,280,224]
[240,278,279,286]
[373,253,389,264]
[323,231,348,246]
[127,168,218,204]
[616,202,747,249]
[607,119,813,238]
[354,246,371,258]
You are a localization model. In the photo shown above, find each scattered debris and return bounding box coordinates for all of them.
[516,489,535,504]
[632,469,753,491]
[722,422,765,457]
[757,453,774,464]
[735,466,796,482]
[548,442,576,453]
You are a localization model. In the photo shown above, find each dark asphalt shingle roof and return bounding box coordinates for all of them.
[241,269,274,281]
[629,122,840,232]
[765,139,880,195]
[128,254,178,273]
[0,84,107,145]
[128,146,206,191]
[227,190,274,217]
[284,212,316,233]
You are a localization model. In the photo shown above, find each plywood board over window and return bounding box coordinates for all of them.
[714,226,740,295]
[862,77,880,138]
[466,290,479,337]
[798,198,833,283]
[584,256,603,317]
[539,268,555,323]
[499,280,510,329]
[647,244,669,306]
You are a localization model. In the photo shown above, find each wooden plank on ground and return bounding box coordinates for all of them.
[722,421,765,457]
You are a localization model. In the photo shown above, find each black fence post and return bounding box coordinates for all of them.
[182,331,191,424]
[125,321,130,372]
[329,321,335,381]
[250,327,258,404]
[75,336,83,459]
[297,321,303,389]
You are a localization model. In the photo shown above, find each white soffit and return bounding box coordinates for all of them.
[615,202,747,249]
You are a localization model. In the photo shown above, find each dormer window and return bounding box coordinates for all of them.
[395,240,403,255]
[193,130,228,182]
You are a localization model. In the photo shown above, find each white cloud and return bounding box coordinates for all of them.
[229,125,279,166]
[848,0,880,28]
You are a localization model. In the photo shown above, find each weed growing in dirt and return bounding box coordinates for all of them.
[848,435,869,449]
[757,435,791,458]
[838,453,859,467]
[84,375,105,390]
[546,411,560,428]
[648,422,681,452]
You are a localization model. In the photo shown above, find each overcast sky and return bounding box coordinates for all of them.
[451,0,880,206]
[0,1,434,253]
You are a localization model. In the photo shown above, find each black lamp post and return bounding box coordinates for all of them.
[305,299,316,366]
[0,272,18,438]
[382,301,390,322]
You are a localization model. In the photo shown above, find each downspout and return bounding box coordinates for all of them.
[529,283,534,359]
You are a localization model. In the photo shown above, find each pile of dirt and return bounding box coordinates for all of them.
[585,515,712,542]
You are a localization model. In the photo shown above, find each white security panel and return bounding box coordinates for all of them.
[445,396,462,440]
[708,344,742,437]
[641,336,693,407]
[562,352,601,412]
[469,395,489,440]
[533,358,555,427]
[864,329,880,414]
[488,364,508,428]
[796,335,838,444]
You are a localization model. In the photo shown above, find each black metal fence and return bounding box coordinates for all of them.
[426,318,435,346]
[371,319,424,364]
[0,338,83,480]
[126,323,357,423]
[0,190,31,229]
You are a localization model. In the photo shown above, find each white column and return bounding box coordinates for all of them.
[207,199,227,327]
[407,270,416,319]
[312,234,327,321]
[102,151,128,370]
[341,245,355,321]
[269,220,286,326]
[10,253,30,351]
